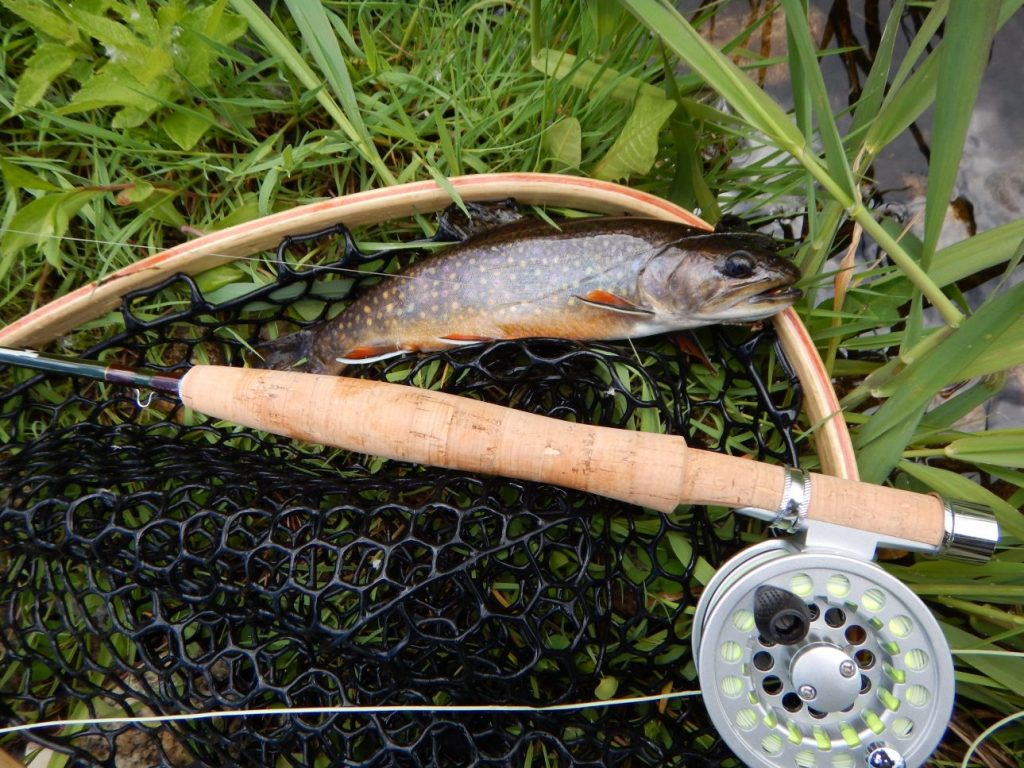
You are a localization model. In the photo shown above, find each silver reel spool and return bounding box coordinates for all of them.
[694,539,954,768]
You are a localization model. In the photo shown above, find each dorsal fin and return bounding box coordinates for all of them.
[435,199,525,241]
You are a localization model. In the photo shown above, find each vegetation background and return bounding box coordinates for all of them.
[1,0,1022,765]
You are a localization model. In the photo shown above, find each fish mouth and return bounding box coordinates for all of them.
[747,285,802,305]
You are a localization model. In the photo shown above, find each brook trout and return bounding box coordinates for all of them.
[261,215,801,375]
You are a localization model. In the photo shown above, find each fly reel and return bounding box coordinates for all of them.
[694,539,954,768]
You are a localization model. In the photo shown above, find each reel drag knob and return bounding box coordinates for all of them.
[754,585,811,644]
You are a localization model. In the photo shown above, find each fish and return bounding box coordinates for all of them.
[259,213,802,375]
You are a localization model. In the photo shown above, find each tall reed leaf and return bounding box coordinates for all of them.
[778,0,855,200]
[848,0,905,142]
[865,0,1020,157]
[618,0,805,151]
[855,279,1024,482]
[919,1,1001,271]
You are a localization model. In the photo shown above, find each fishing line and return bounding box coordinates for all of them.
[0,691,702,736]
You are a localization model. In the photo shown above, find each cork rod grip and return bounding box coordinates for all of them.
[178,366,944,549]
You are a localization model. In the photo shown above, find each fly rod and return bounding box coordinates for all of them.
[0,347,997,561]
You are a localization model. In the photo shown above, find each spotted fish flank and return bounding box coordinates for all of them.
[259,216,802,375]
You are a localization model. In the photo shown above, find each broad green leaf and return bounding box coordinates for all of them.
[0,190,106,277]
[917,374,1006,435]
[945,431,1024,468]
[666,531,715,586]
[898,460,1024,541]
[890,219,1024,288]
[855,279,1024,482]
[920,1,1001,271]
[594,676,619,700]
[179,0,248,87]
[62,66,158,114]
[0,160,60,192]
[0,0,75,42]
[542,117,582,169]
[162,107,215,151]
[593,92,676,181]
[195,264,246,295]
[13,43,77,111]
[117,180,155,204]
[531,48,666,103]
[63,6,145,53]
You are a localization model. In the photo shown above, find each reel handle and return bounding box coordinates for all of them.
[179,366,996,559]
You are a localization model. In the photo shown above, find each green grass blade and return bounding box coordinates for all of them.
[284,0,367,139]
[783,2,817,236]
[957,321,1024,380]
[898,461,1024,541]
[848,0,905,141]
[944,431,1024,468]
[885,0,948,96]
[778,0,856,200]
[854,278,1024,482]
[619,0,806,152]
[531,48,667,103]
[228,0,394,184]
[917,374,1006,435]
[919,1,1001,271]
[866,0,1020,157]
[880,219,1024,288]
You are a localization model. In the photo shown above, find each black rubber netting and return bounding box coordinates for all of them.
[0,218,803,767]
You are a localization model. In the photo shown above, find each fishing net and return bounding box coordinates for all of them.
[0,219,802,767]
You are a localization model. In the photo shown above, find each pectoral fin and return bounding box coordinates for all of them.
[574,290,654,316]
[671,332,717,373]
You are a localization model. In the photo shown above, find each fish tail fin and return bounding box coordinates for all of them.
[253,328,326,372]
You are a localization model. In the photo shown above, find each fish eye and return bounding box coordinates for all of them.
[720,251,756,278]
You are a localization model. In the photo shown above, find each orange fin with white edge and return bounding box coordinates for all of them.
[437,334,496,346]
[671,332,717,373]
[336,344,409,365]
[574,290,654,316]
